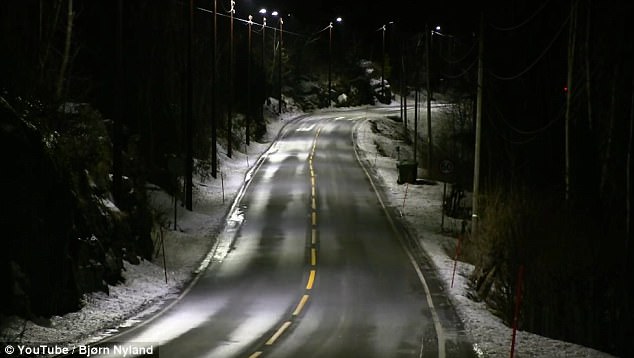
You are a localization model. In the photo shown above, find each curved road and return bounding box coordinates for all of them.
[86,109,475,358]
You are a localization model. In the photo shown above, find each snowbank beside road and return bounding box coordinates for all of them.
[354,112,615,358]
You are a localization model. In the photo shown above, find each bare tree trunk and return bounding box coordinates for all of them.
[56,0,73,100]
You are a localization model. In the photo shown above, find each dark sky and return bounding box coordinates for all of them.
[234,0,479,37]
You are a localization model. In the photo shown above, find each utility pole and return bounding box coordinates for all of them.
[278,18,283,114]
[246,15,253,146]
[414,76,419,163]
[261,15,266,122]
[227,0,235,158]
[624,72,634,358]
[185,0,193,210]
[113,0,123,205]
[381,24,386,103]
[328,21,333,107]
[413,33,423,164]
[471,14,484,240]
[564,0,578,201]
[426,24,433,175]
[211,0,218,178]
[402,51,407,128]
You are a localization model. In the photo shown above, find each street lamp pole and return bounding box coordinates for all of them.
[227,0,235,158]
[381,24,386,103]
[185,0,193,210]
[328,21,333,107]
[211,0,218,178]
[278,17,283,114]
[259,9,266,123]
[246,15,252,146]
[426,24,433,175]
[327,17,342,107]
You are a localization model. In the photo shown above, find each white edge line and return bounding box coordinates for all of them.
[97,116,305,344]
[351,118,446,358]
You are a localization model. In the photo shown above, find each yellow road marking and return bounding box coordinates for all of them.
[312,228,317,245]
[265,321,292,345]
[248,352,263,358]
[311,177,315,187]
[311,248,317,266]
[312,212,317,226]
[292,294,310,316]
[312,186,316,197]
[306,270,316,290]
[312,197,316,210]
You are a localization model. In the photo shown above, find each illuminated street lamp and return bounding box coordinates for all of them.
[328,17,342,107]
[381,24,386,102]
[380,21,394,103]
[259,9,266,123]
[210,0,219,178]
[269,10,283,114]
[246,15,253,146]
[278,16,284,114]
[227,0,235,158]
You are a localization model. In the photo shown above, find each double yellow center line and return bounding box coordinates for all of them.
[249,127,322,356]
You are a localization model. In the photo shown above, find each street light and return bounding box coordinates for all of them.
[227,0,235,158]
[380,21,394,103]
[269,10,284,114]
[381,24,386,103]
[246,15,253,146]
[259,10,266,123]
[211,0,218,178]
[328,17,342,107]
[278,16,283,114]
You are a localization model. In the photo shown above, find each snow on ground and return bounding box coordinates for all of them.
[355,99,615,358]
[1,100,615,357]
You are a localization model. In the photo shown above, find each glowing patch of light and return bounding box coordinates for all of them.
[201,301,284,357]
[128,307,217,346]
[472,343,485,357]
[249,190,271,213]
[227,208,244,231]
[296,123,316,132]
[262,164,280,180]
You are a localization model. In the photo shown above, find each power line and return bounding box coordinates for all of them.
[488,0,554,32]
[440,58,477,79]
[437,40,477,65]
[487,12,570,81]
[195,4,305,37]
[485,85,565,139]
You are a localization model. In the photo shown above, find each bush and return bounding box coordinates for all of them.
[470,187,623,354]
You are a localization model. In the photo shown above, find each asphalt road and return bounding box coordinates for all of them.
[84,109,475,358]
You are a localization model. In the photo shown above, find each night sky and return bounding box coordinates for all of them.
[231,0,480,37]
